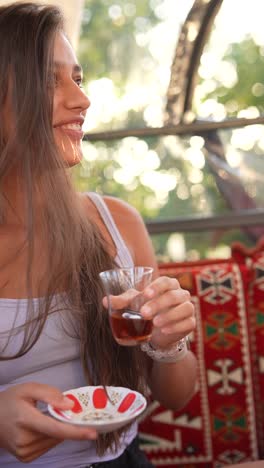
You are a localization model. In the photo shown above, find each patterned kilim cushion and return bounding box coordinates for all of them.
[232,241,264,458]
[139,259,259,467]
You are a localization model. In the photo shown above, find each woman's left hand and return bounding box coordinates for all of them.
[139,276,195,349]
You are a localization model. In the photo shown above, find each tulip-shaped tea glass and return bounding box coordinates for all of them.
[99,266,153,346]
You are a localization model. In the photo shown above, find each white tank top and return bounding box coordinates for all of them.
[0,193,136,467]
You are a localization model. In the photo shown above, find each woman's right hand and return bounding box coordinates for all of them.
[0,382,97,463]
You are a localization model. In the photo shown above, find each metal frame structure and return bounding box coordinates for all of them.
[84,0,264,237]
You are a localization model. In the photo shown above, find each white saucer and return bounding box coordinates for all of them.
[48,385,147,433]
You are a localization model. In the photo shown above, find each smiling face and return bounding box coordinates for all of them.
[52,32,90,166]
[1,30,90,169]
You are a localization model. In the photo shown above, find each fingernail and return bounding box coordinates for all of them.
[141,305,151,317]
[144,288,154,298]
[153,316,163,326]
[63,396,74,407]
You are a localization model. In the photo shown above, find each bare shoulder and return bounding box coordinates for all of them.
[103,196,158,273]
[102,196,150,245]
[102,196,143,226]
[80,192,140,223]
[79,192,158,272]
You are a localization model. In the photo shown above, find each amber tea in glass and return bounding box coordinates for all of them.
[109,308,153,346]
[99,267,153,346]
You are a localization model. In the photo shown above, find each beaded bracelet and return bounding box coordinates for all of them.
[140,337,189,363]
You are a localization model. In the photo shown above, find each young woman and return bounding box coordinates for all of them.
[0,2,197,467]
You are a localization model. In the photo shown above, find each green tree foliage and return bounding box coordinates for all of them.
[203,37,264,115]
[78,0,159,87]
[74,1,263,259]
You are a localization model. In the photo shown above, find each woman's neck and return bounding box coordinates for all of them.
[2,171,44,227]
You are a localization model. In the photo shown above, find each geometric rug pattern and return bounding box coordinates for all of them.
[139,257,260,467]
[232,240,264,459]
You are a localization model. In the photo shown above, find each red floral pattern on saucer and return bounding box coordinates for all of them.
[48,385,147,433]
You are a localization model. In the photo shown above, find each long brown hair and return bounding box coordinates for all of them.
[0,2,148,454]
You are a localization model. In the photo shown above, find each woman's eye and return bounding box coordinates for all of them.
[75,77,83,87]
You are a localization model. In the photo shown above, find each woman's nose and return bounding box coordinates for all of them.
[79,89,91,111]
[66,82,91,111]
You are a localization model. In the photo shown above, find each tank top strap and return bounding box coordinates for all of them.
[86,192,134,267]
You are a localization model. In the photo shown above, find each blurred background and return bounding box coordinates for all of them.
[3,0,264,261]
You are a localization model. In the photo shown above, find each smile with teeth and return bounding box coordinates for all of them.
[61,123,82,131]
[55,122,84,140]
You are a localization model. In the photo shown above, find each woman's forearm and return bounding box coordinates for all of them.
[148,350,198,410]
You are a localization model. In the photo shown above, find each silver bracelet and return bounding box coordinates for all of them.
[140,337,189,363]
